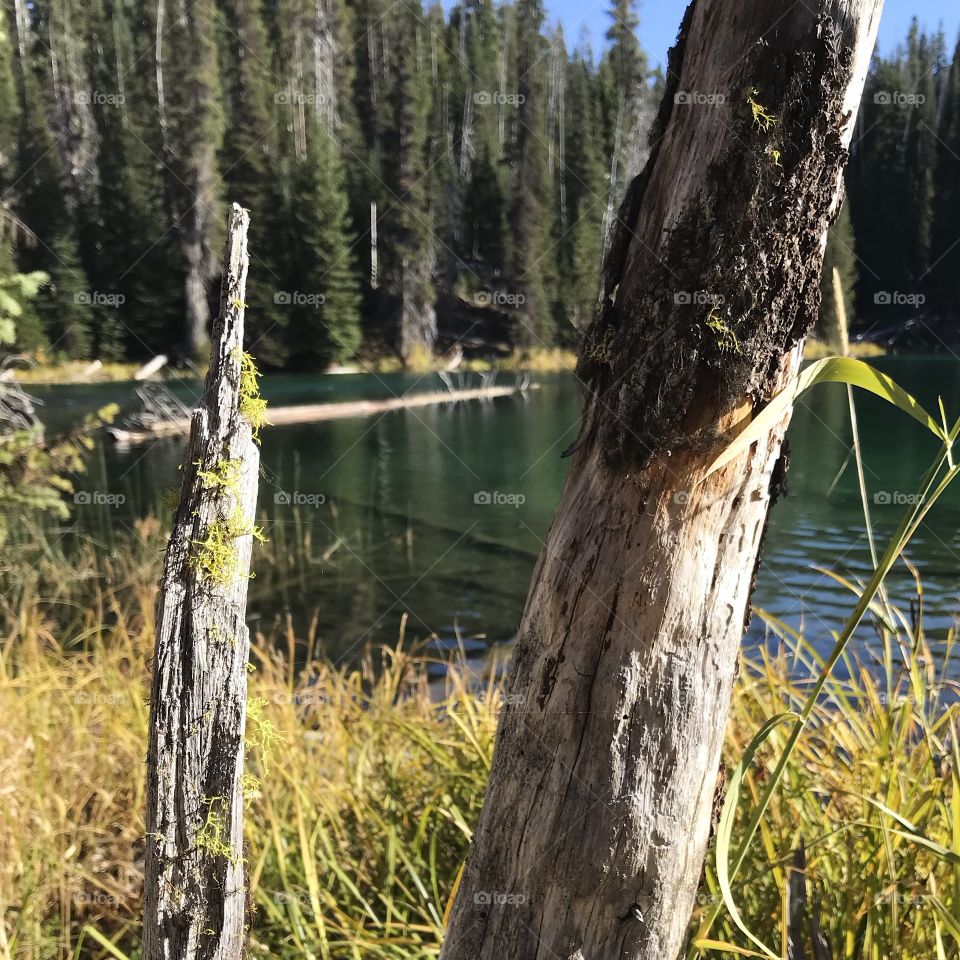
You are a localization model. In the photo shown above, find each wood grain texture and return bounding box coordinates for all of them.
[144,204,259,960]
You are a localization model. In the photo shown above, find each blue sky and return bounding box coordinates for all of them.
[611,0,960,66]
[444,1,960,65]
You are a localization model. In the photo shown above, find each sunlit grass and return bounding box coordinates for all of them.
[805,338,886,359]
[1,522,958,958]
[695,605,960,959]
[7,360,143,384]
[6,342,883,382]
[462,347,577,372]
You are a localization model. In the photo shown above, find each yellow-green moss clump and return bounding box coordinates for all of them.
[705,307,741,354]
[189,505,265,586]
[196,457,242,494]
[237,351,268,441]
[194,796,241,864]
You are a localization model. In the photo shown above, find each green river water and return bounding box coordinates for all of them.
[30,357,960,664]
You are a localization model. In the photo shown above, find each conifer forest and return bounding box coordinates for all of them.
[0,1,957,367]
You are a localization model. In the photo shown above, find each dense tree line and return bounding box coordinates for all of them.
[0,0,658,367]
[830,22,960,346]
[0,0,955,368]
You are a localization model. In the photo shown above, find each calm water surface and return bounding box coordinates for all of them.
[32,357,960,664]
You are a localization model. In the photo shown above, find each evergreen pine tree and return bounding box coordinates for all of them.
[82,0,153,359]
[0,0,19,186]
[604,0,642,96]
[322,0,367,291]
[14,74,92,357]
[849,56,915,324]
[287,120,361,368]
[382,0,436,364]
[558,44,605,338]
[460,0,510,281]
[901,24,937,286]
[423,1,459,287]
[345,0,396,350]
[509,0,552,348]
[160,0,224,358]
[464,142,508,265]
[349,0,393,159]
[219,0,291,366]
[37,0,100,224]
[463,0,502,166]
[0,7,29,348]
[102,0,190,359]
[598,0,651,255]
[931,35,960,330]
[849,27,939,329]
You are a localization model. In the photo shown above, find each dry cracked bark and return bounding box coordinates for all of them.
[144,204,260,960]
[439,2,884,959]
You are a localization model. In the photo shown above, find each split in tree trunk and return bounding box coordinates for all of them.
[439,2,883,958]
[143,203,261,960]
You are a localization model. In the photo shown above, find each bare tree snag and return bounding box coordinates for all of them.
[440,3,883,959]
[144,204,260,960]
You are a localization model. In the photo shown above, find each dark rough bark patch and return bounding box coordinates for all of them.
[564,6,698,462]
[769,438,792,507]
[579,12,855,470]
[596,3,697,314]
[537,656,560,710]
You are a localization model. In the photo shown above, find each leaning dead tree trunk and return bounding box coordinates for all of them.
[144,204,261,960]
[440,3,883,959]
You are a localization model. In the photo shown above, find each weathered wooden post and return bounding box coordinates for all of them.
[440,2,883,959]
[144,203,264,960]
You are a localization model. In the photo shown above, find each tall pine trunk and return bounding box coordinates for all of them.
[439,2,883,958]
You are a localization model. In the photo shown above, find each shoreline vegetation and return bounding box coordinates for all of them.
[5,341,887,386]
[0,520,957,959]
[3,344,957,957]
[3,349,579,385]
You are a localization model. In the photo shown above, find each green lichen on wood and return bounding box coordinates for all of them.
[235,350,267,441]
[245,695,284,774]
[196,457,242,494]
[585,327,616,367]
[704,308,742,354]
[746,87,779,132]
[240,772,261,803]
[207,624,239,648]
[189,505,266,586]
[194,796,241,865]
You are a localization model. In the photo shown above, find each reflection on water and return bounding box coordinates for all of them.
[31,359,960,663]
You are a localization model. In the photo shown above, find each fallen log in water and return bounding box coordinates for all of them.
[107,379,534,445]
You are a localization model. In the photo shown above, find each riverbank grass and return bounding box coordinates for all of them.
[0,547,956,959]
